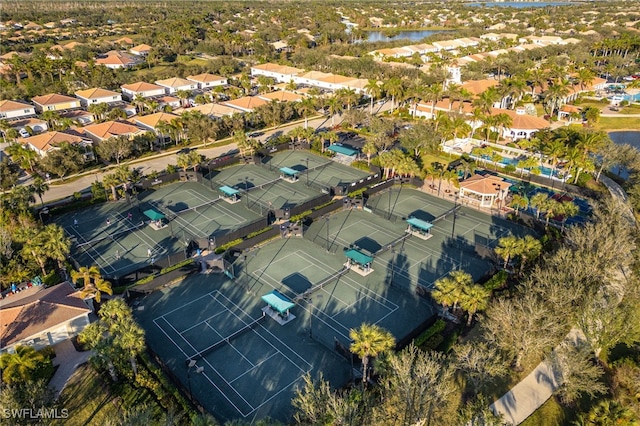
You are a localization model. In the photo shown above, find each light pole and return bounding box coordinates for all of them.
[451,195,458,239]
[496,184,502,215]
[324,215,330,252]
[186,359,204,403]
[305,158,309,186]
[306,294,323,339]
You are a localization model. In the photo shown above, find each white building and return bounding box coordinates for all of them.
[0,100,36,120]
[75,88,123,107]
[155,77,198,95]
[120,82,166,101]
[186,73,228,89]
[250,63,304,83]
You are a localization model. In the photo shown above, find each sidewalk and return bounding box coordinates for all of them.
[49,339,93,398]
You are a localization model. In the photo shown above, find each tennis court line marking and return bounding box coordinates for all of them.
[228,352,278,384]
[186,190,246,223]
[160,314,257,414]
[67,227,117,274]
[203,321,255,368]
[155,290,310,417]
[180,310,227,333]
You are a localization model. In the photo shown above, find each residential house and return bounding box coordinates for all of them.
[9,118,48,134]
[96,52,138,69]
[460,79,500,96]
[157,96,181,110]
[114,37,134,46]
[223,96,269,113]
[155,77,198,95]
[31,93,81,113]
[257,91,304,102]
[0,282,91,353]
[186,73,228,90]
[250,63,304,83]
[175,103,239,118]
[60,110,95,125]
[130,44,152,56]
[0,100,36,120]
[493,107,551,140]
[20,130,94,159]
[292,70,333,87]
[120,82,166,101]
[83,120,145,143]
[313,74,359,91]
[75,88,123,107]
[132,112,178,132]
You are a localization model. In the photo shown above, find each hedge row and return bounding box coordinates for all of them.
[414,319,445,348]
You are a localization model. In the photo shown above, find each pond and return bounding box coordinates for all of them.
[363,29,450,43]
[609,131,640,149]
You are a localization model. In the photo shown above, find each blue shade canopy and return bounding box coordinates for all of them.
[143,209,165,221]
[261,290,295,314]
[344,249,374,265]
[406,217,434,231]
[328,144,358,156]
[279,167,299,177]
[219,185,240,196]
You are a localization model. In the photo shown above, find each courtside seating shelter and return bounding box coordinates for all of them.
[406,217,434,240]
[219,185,240,203]
[279,167,299,183]
[262,290,295,319]
[345,248,374,274]
[144,209,165,227]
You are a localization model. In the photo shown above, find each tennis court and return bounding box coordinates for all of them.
[135,236,434,422]
[55,202,183,278]
[137,182,262,239]
[207,164,321,211]
[264,151,372,189]
[152,290,312,419]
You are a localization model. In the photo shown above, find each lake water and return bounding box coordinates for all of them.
[365,30,449,43]
[467,2,572,7]
[609,131,640,148]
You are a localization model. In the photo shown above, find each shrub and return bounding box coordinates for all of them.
[43,270,61,287]
[159,258,194,275]
[422,334,444,350]
[215,238,243,254]
[289,210,312,223]
[350,160,370,171]
[246,227,272,239]
[312,200,337,211]
[483,270,508,291]
[414,319,445,348]
[348,187,367,198]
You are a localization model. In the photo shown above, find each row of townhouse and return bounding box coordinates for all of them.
[0,73,228,121]
[456,38,581,67]
[369,37,483,61]
[250,63,372,94]
[10,89,307,159]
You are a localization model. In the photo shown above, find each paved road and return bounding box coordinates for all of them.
[37,101,392,205]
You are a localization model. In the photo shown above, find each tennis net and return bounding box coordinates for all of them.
[294,266,349,303]
[244,178,281,194]
[190,313,266,361]
[432,205,462,224]
[172,198,221,217]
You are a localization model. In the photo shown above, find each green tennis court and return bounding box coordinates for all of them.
[264,151,372,188]
[208,163,321,210]
[137,182,262,238]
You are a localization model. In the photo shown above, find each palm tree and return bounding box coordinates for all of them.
[492,113,513,144]
[362,139,378,166]
[510,194,529,216]
[383,77,404,112]
[434,270,472,313]
[175,89,192,108]
[40,224,71,271]
[19,228,47,276]
[177,150,202,172]
[103,173,120,201]
[80,276,113,303]
[113,319,145,375]
[494,235,522,270]
[460,285,491,326]
[30,177,49,206]
[0,345,47,384]
[425,83,443,118]
[41,110,61,129]
[326,96,343,126]
[530,193,549,220]
[518,235,542,274]
[559,201,579,231]
[295,97,317,129]
[349,323,395,387]
[431,277,458,316]
[364,79,382,114]
[542,139,566,179]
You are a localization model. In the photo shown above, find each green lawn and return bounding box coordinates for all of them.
[619,104,640,114]
[520,397,567,426]
[56,364,166,426]
[596,116,640,131]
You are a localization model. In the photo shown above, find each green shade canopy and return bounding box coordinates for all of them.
[219,185,240,196]
[328,144,358,156]
[406,217,434,231]
[345,248,374,266]
[143,209,165,221]
[279,167,299,177]
[261,290,295,314]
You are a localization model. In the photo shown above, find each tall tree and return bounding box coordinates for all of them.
[30,177,49,206]
[350,323,395,387]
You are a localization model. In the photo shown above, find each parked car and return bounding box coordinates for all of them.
[248,131,264,137]
[19,129,30,138]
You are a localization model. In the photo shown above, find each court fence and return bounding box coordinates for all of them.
[213,217,269,248]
